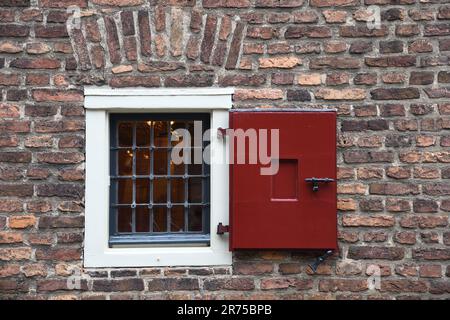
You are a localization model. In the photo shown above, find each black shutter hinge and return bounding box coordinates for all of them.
[308,250,334,273]
[217,223,229,235]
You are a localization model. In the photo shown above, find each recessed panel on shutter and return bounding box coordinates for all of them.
[229,110,337,250]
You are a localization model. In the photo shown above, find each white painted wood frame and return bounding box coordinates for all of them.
[84,87,233,267]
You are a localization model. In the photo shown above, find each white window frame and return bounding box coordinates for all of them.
[83,87,234,268]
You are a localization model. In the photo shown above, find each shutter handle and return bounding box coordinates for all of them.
[305,177,335,192]
[217,223,229,235]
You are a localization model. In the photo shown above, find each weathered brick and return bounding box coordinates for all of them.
[234,262,273,275]
[147,278,199,291]
[92,279,144,292]
[319,279,367,292]
[37,152,84,164]
[0,24,30,37]
[287,90,311,101]
[310,57,360,69]
[104,17,121,64]
[348,246,404,260]
[36,184,83,199]
[32,90,83,102]
[167,8,184,57]
[381,280,427,293]
[340,25,388,37]
[0,184,33,197]
[203,278,254,291]
[342,215,394,227]
[40,0,87,7]
[0,247,32,261]
[165,74,214,87]
[110,76,160,88]
[219,75,266,87]
[9,215,36,229]
[371,88,420,100]
[35,248,81,261]
[316,88,365,100]
[0,232,23,244]
[11,58,60,69]
[400,215,448,229]
[35,25,68,38]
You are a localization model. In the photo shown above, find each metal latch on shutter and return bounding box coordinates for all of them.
[216,223,229,234]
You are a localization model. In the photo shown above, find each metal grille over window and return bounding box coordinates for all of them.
[109,114,210,246]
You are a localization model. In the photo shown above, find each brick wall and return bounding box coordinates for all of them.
[1,0,450,300]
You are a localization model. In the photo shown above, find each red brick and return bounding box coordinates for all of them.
[37,152,84,164]
[0,247,32,261]
[9,215,36,229]
[0,24,30,37]
[35,24,68,38]
[147,278,198,291]
[203,278,254,291]
[381,280,427,293]
[369,183,420,195]
[319,279,367,292]
[110,76,160,88]
[343,214,394,227]
[32,90,83,102]
[35,248,81,261]
[348,246,404,260]
[0,232,23,244]
[394,231,416,245]
[0,264,20,277]
[233,262,273,275]
[419,265,442,278]
[0,184,33,197]
[40,0,87,7]
[138,11,151,57]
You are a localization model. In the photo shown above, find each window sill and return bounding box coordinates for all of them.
[109,234,211,247]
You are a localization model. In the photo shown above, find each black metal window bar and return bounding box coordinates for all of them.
[109,113,211,246]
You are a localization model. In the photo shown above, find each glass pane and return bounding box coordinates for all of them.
[153,178,167,203]
[136,207,150,232]
[170,206,184,232]
[118,149,133,176]
[170,148,185,175]
[188,177,202,203]
[118,179,133,204]
[188,149,202,175]
[171,178,185,203]
[136,150,150,175]
[136,178,150,203]
[117,207,132,232]
[136,121,150,146]
[153,207,167,232]
[188,206,203,232]
[118,122,133,147]
[154,149,168,175]
[154,121,168,147]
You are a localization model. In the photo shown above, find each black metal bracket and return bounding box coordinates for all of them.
[308,250,334,273]
[217,223,229,235]
[305,177,335,192]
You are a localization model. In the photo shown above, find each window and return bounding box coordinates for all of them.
[109,114,211,246]
[84,87,233,267]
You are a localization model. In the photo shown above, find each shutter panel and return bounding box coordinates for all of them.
[229,111,337,250]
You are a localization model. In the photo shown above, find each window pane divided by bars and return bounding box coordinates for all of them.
[109,113,210,246]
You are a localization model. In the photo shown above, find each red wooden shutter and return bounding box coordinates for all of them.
[229,111,337,250]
